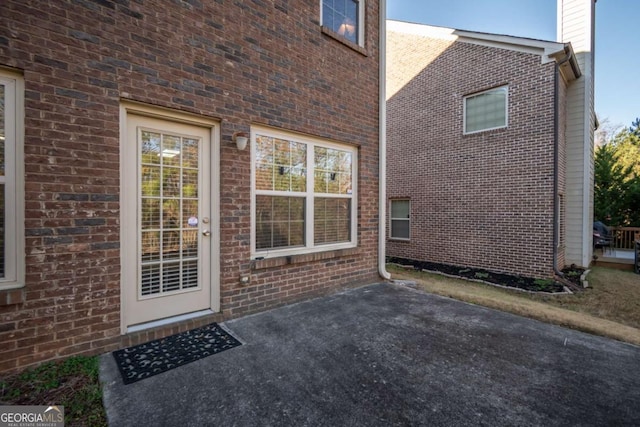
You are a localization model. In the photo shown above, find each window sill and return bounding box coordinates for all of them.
[321,26,368,57]
[252,247,361,271]
[463,125,508,136]
[0,286,26,306]
[388,238,410,242]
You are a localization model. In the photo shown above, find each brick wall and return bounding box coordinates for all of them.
[0,0,381,373]
[387,29,560,279]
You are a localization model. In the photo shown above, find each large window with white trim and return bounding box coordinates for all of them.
[0,70,24,289]
[252,128,357,257]
[321,0,364,46]
[464,86,508,134]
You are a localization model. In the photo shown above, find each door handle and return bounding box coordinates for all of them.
[202,230,211,236]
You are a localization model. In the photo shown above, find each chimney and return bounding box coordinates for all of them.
[557,0,596,268]
[558,0,596,73]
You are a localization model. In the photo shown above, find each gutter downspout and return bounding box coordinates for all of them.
[378,1,391,280]
[552,44,580,278]
[553,51,570,278]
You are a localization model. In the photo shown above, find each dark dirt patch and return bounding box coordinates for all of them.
[561,265,586,286]
[387,257,567,293]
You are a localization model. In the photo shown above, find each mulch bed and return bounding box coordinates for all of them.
[388,257,579,293]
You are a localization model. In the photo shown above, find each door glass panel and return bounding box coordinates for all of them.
[162,167,181,197]
[141,264,160,296]
[162,262,181,292]
[183,230,198,258]
[162,231,181,260]
[141,199,160,229]
[1,83,6,177]
[182,170,198,197]
[141,231,160,262]
[162,134,181,166]
[0,185,4,279]
[139,129,202,297]
[0,84,5,278]
[141,166,160,196]
[183,260,198,289]
[182,199,198,229]
[182,138,199,168]
[141,131,161,164]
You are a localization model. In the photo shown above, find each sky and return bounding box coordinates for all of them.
[387,0,640,133]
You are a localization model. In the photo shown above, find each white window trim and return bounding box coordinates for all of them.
[463,85,509,135]
[250,126,358,259]
[0,70,25,290]
[320,0,365,47]
[389,199,410,241]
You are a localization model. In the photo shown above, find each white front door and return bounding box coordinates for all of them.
[122,112,216,329]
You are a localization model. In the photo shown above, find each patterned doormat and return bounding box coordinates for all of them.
[112,323,242,385]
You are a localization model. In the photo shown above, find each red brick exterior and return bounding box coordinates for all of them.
[387,29,567,279]
[0,0,381,373]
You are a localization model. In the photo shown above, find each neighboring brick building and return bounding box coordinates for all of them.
[0,0,384,373]
[386,17,592,279]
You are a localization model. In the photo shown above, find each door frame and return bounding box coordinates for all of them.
[119,101,220,334]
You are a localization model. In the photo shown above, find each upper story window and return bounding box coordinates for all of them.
[464,86,508,134]
[0,69,25,290]
[390,199,410,240]
[321,0,364,46]
[252,127,357,258]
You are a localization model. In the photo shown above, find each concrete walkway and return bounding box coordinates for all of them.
[100,283,640,426]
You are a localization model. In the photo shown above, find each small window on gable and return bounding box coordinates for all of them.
[321,0,364,46]
[390,200,410,240]
[464,86,508,134]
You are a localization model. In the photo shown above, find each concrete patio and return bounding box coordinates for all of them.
[100,283,640,426]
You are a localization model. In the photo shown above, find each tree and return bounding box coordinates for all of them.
[630,117,640,138]
[594,143,631,225]
[624,177,640,226]
[611,126,640,178]
[594,118,640,226]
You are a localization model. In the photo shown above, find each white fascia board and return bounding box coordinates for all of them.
[453,30,567,65]
[387,20,459,41]
[387,19,569,66]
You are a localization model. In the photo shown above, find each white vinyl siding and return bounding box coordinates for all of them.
[0,70,25,289]
[559,0,595,267]
[252,127,357,258]
[464,86,508,134]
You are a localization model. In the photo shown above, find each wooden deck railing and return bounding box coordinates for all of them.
[610,227,640,249]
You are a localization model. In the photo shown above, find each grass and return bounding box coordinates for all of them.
[389,264,640,346]
[0,356,107,427]
[531,267,640,328]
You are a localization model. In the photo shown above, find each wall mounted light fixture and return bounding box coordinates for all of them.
[233,132,249,151]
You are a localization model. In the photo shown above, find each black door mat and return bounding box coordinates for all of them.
[112,322,242,385]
